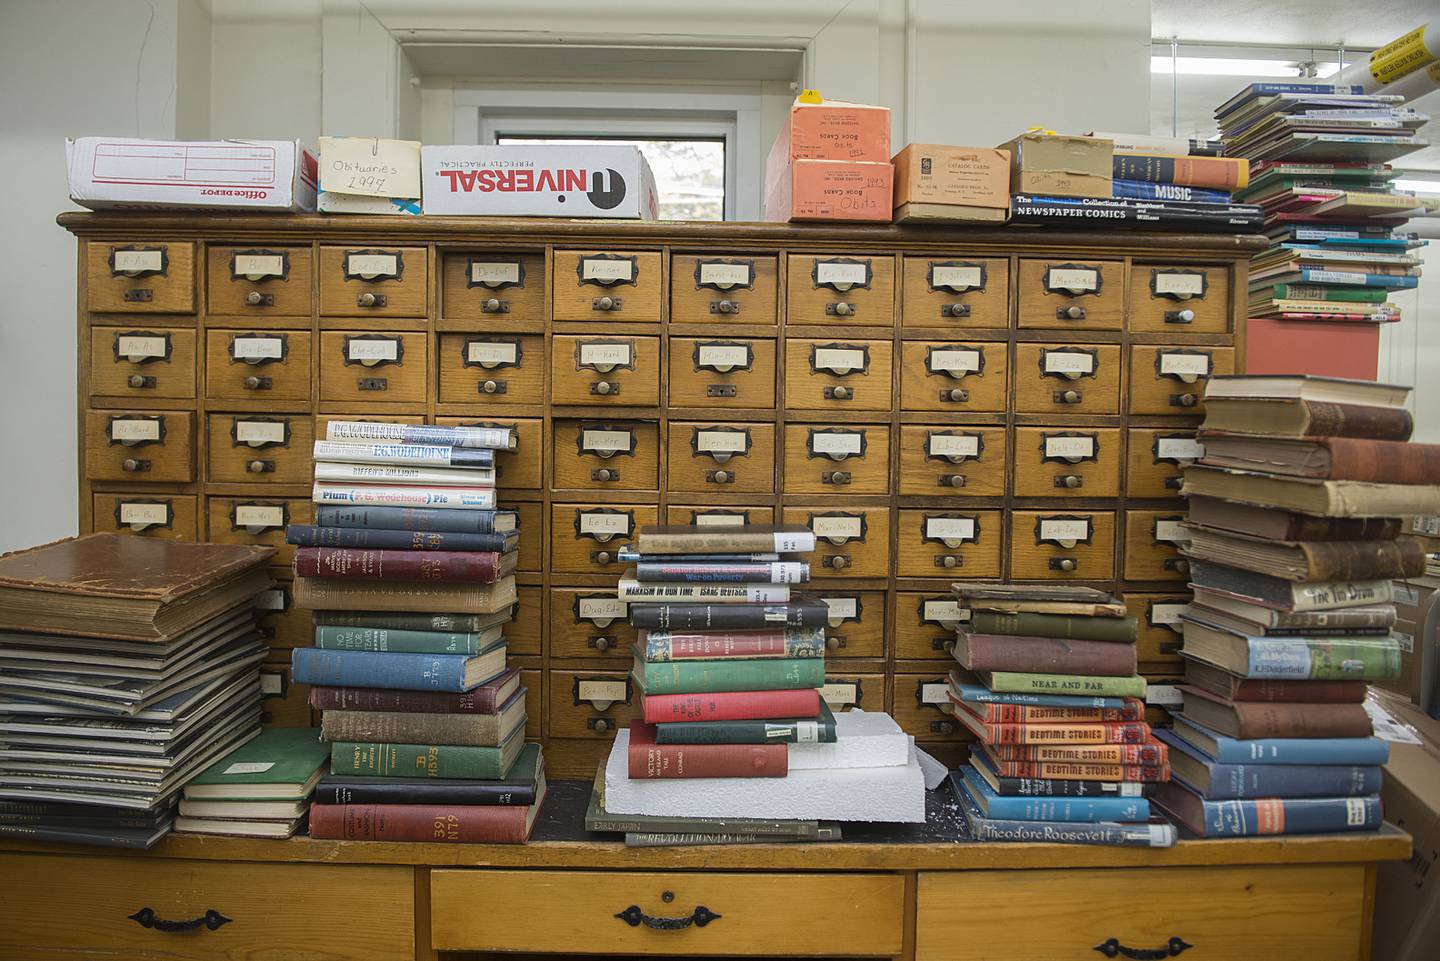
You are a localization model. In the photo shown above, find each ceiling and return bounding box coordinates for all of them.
[1152,0,1435,48]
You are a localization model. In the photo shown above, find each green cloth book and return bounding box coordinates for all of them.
[979,671,1148,698]
[630,646,825,695]
[1269,284,1389,303]
[312,624,505,654]
[183,728,329,801]
[329,727,525,780]
[312,611,511,633]
[968,611,1137,643]
[654,702,837,744]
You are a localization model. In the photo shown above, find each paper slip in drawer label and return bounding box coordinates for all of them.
[1045,267,1099,292]
[256,589,287,612]
[1394,584,1420,606]
[225,761,274,775]
[928,349,981,374]
[347,339,399,363]
[345,253,399,278]
[259,672,285,695]
[109,418,161,442]
[813,347,866,373]
[1145,684,1183,706]
[579,342,631,367]
[1157,437,1204,461]
[1160,353,1211,377]
[694,512,745,527]
[822,596,858,621]
[820,682,859,706]
[814,262,868,287]
[581,258,634,283]
[812,515,863,540]
[116,335,167,360]
[232,336,285,360]
[1043,351,1095,375]
[579,512,631,536]
[1045,435,1094,459]
[1395,631,1415,654]
[695,430,748,453]
[235,505,285,529]
[698,262,752,288]
[1153,519,1189,544]
[1151,603,1188,625]
[926,516,976,542]
[470,261,522,286]
[793,721,820,743]
[112,249,164,274]
[581,429,633,454]
[578,597,627,621]
[467,341,518,366]
[1039,518,1090,542]
[1154,272,1205,296]
[930,264,983,291]
[235,420,287,445]
[578,679,627,704]
[928,433,980,459]
[696,344,750,370]
[234,253,286,279]
[811,431,863,457]
[920,683,949,706]
[119,502,169,526]
[923,599,962,624]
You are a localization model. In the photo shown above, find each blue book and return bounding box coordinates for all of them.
[1173,717,1389,766]
[949,682,1130,711]
[1154,778,1383,837]
[290,647,508,693]
[1293,269,1419,289]
[286,524,517,553]
[950,775,1176,847]
[1157,730,1382,800]
[1217,83,1368,116]
[958,765,1150,823]
[314,505,518,535]
[1112,179,1232,204]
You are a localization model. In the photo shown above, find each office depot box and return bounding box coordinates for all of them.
[997,132,1112,199]
[318,137,422,216]
[421,145,658,219]
[764,159,893,223]
[892,144,1010,223]
[1370,690,1440,961]
[66,138,317,211]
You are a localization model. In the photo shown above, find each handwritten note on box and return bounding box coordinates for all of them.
[319,138,421,199]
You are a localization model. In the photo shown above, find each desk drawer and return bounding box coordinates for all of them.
[900,340,1008,412]
[550,670,636,739]
[894,673,966,740]
[86,410,194,483]
[260,659,313,726]
[0,853,413,961]
[665,504,776,527]
[514,501,544,574]
[1017,258,1124,330]
[902,255,1009,329]
[1125,592,1188,667]
[785,339,893,411]
[1130,263,1230,334]
[672,254,779,325]
[1011,510,1116,581]
[207,245,313,317]
[821,672,885,712]
[207,414,313,484]
[436,416,543,491]
[319,245,428,317]
[1012,427,1121,499]
[552,334,660,406]
[92,494,198,541]
[897,509,1003,578]
[440,251,546,327]
[783,424,888,495]
[86,241,195,314]
[437,333,545,405]
[206,497,311,567]
[783,506,890,579]
[670,422,776,494]
[318,331,428,405]
[1130,345,1234,415]
[205,330,313,403]
[898,425,1007,496]
[432,869,904,956]
[917,865,1367,961]
[553,419,660,492]
[1126,428,1201,498]
[1123,509,1191,582]
[508,586,542,657]
[1014,343,1120,415]
[554,250,662,322]
[895,591,965,660]
[90,327,196,398]
[552,503,657,575]
[256,581,310,649]
[814,589,886,659]
[668,337,777,409]
[787,253,896,327]
[550,588,637,661]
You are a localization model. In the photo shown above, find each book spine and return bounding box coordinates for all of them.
[618,582,790,603]
[624,832,809,847]
[1324,439,1440,485]
[984,672,1147,698]
[653,716,836,745]
[329,741,505,779]
[641,531,817,554]
[1294,538,1425,580]
[984,792,1151,823]
[640,656,826,695]
[312,440,495,469]
[986,758,1171,782]
[987,741,1166,765]
[1287,577,1395,612]
[313,611,495,632]
[316,782,534,805]
[308,803,527,843]
[292,575,511,614]
[1010,195,1262,229]
[1112,154,1249,189]
[628,603,828,630]
[991,776,1149,798]
[970,611,1137,643]
[1203,764,1383,800]
[1230,703,1373,740]
[312,484,497,511]
[294,547,500,583]
[1299,269,1419,289]
[314,505,506,534]
[1273,284,1388,302]
[976,702,1145,723]
[628,741,787,778]
[1112,179,1231,203]
[313,626,488,654]
[640,689,820,723]
[641,628,826,661]
[313,462,496,487]
[963,814,1175,847]
[321,711,501,747]
[308,685,500,714]
[1283,516,1404,541]
[633,562,809,584]
[977,721,1155,747]
[1228,678,1369,702]
[1196,796,1382,837]
[286,524,511,552]
[325,422,513,450]
[1245,638,1401,679]
[290,649,470,693]
[960,634,1137,677]
[1211,736,1390,765]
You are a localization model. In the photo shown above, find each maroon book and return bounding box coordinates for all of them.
[307,668,521,714]
[1183,659,1367,703]
[639,688,820,724]
[1179,686,1374,739]
[627,722,786,778]
[954,632,1137,677]
[309,793,542,844]
[294,547,506,583]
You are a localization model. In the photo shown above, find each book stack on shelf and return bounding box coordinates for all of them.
[175,727,329,838]
[594,524,926,843]
[286,421,546,844]
[943,584,1175,848]
[0,535,274,848]
[1155,373,1440,838]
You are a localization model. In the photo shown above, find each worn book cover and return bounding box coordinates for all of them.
[1177,685,1373,739]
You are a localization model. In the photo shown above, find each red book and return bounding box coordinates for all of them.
[1179,686,1374,739]
[308,789,544,844]
[985,739,1168,767]
[294,547,509,583]
[639,688,820,724]
[307,669,521,714]
[627,722,786,779]
[953,633,1137,677]
[979,745,1170,783]
[952,702,1151,746]
[1184,661,1368,703]
[951,694,1145,724]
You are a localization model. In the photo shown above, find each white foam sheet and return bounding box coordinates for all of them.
[789,709,911,770]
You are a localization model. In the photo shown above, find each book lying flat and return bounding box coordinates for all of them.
[1197,399,1414,441]
[951,774,1175,847]
[1180,617,1401,680]
[958,764,1150,823]
[1188,558,1393,612]
[1182,525,1425,582]
[320,688,526,748]
[1170,716,1389,766]
[1182,657,1368,704]
[291,574,517,615]
[1177,685,1373,739]
[969,750,1148,799]
[309,776,547,844]
[1181,465,1440,517]
[1152,778,1382,837]
[635,525,816,556]
[315,743,542,806]
[172,815,304,838]
[180,727,329,801]
[584,765,827,838]
[1197,433,1440,483]
[291,646,510,694]
[1156,730,1381,801]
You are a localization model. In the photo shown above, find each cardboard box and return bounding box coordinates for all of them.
[763,159,893,223]
[421,145,657,219]
[764,98,891,201]
[996,131,1112,199]
[892,144,1010,223]
[66,138,317,211]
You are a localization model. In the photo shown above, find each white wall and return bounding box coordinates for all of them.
[210,0,323,143]
[1380,242,1440,444]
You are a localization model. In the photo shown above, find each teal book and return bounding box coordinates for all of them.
[654,702,837,744]
[631,646,825,695]
[980,671,1147,699]
[329,727,526,780]
[183,728,328,801]
[313,625,505,655]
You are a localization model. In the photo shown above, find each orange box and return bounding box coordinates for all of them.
[1245,317,1380,380]
[774,100,892,163]
[764,159,894,223]
[892,144,1010,223]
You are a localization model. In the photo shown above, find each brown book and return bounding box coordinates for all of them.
[1186,495,1402,542]
[1198,433,1440,484]
[952,632,1137,677]
[0,534,274,641]
[1183,526,1426,582]
[1186,600,1394,638]
[636,525,814,555]
[1183,658,1368,704]
[292,574,517,614]
[951,582,1127,618]
[319,689,527,747]
[1203,374,1411,407]
[1178,686,1373,738]
[1180,465,1440,518]
[1198,399,1414,440]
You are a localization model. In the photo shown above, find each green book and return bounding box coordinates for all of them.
[630,646,825,695]
[654,702,838,744]
[183,728,329,801]
[313,610,511,633]
[979,671,1147,699]
[329,727,525,780]
[1270,284,1388,303]
[968,612,1136,643]
[313,624,505,654]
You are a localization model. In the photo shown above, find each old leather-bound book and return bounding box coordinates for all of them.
[0,534,273,640]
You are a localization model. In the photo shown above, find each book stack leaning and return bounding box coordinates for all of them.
[286,421,545,843]
[593,524,926,844]
[1156,374,1440,838]
[945,583,1177,848]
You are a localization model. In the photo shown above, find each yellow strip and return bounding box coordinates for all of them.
[1369,25,1436,85]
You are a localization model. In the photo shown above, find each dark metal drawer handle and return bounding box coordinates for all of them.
[128,907,232,933]
[1095,936,1192,959]
[615,904,721,930]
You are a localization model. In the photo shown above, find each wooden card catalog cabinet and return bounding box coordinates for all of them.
[67,213,1252,777]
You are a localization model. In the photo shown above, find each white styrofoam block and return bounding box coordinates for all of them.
[915,745,950,790]
[604,730,927,823]
[789,710,911,770]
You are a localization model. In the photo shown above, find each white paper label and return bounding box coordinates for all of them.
[1346,798,1368,826]
[578,679,628,703]
[233,253,286,279]
[1151,603,1188,625]
[921,683,949,705]
[794,721,820,743]
[1154,519,1190,544]
[581,429,633,455]
[1413,516,1440,536]
[347,338,399,362]
[1366,698,1423,744]
[1394,584,1421,606]
[235,505,284,528]
[1160,353,1212,377]
[235,420,287,445]
[580,512,631,536]
[923,599,962,624]
[116,335,167,360]
[811,431,863,457]
[822,596,858,620]
[696,430,748,453]
[930,265,983,291]
[467,341,518,366]
[232,336,284,360]
[1039,518,1091,543]
[119,502,168,525]
[926,517,976,541]
[820,682,859,706]
[112,249,163,273]
[1157,437,1204,461]
[812,515,863,540]
[1154,272,1205,296]
[470,261,521,286]
[579,342,631,367]
[259,673,284,695]
[1045,435,1095,459]
[694,513,745,528]
[1395,631,1415,654]
[223,761,274,775]
[698,262,752,288]
[578,597,627,621]
[815,262,868,287]
[928,433,981,458]
[1046,267,1099,292]
[255,589,286,612]
[1043,351,1095,375]
[109,418,160,442]
[813,347,866,373]
[697,344,750,370]
[928,349,982,375]
[581,258,634,283]
[345,253,398,278]
[1145,684,1183,706]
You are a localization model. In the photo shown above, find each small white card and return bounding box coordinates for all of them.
[231,336,285,361]
[579,342,632,367]
[224,761,275,775]
[581,257,635,283]
[698,261,751,288]
[1043,351,1095,375]
[467,341,518,366]
[814,261,868,288]
[580,512,631,536]
[346,338,399,363]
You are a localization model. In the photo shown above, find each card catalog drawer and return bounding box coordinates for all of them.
[894,591,965,660]
[438,333,545,405]
[1126,428,1201,498]
[783,424,889,495]
[813,590,885,659]
[897,509,1003,578]
[664,504,776,527]
[85,410,194,482]
[206,496,311,566]
[821,673,885,713]
[261,658,315,726]
[1123,509,1192,582]
[440,252,545,327]
[1013,343,1121,415]
[551,334,660,406]
[897,425,1007,496]
[902,256,1010,329]
[669,422,776,494]
[1130,263,1230,334]
[91,494,198,540]
[207,245,313,317]
[208,413,313,484]
[894,674,967,741]
[550,670,636,739]
[782,506,890,579]
[553,250,662,322]
[552,503,658,575]
[668,337,777,409]
[437,416,543,491]
[1129,345,1234,415]
[784,339,893,411]
[86,241,195,313]
[900,340,1008,412]
[205,329,313,403]
[550,588,638,661]
[318,245,428,317]
[521,671,542,739]
[507,586,543,658]
[671,254,779,325]
[1012,427,1121,499]
[1017,258,1124,330]
[256,581,311,649]
[1125,592,1188,667]
[1011,510,1116,581]
[319,331,428,405]
[553,420,660,492]
[90,327,196,399]
[787,254,895,326]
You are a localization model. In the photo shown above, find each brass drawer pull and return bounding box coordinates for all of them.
[245,290,273,307]
[710,299,741,315]
[1094,936,1192,959]
[243,375,272,391]
[942,303,971,318]
[593,295,622,311]
[826,301,855,317]
[614,904,722,930]
[357,291,387,308]
[1057,305,1086,320]
[127,374,155,389]
[1165,308,1195,324]
[128,907,232,933]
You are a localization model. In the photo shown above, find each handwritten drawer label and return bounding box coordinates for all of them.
[812,515,863,540]
[1154,519,1190,544]
[822,596,858,621]
[235,504,285,529]
[467,341,518,366]
[1039,518,1091,543]
[813,347,866,374]
[811,431,863,458]
[696,344,750,371]
[920,683,949,706]
[925,516,976,542]
[579,342,631,367]
[699,262,752,288]
[109,419,161,442]
[1160,352,1212,377]
[236,420,287,445]
[928,433,980,459]
[259,673,285,695]
[581,429,633,454]
[695,429,748,453]
[578,597,628,621]
[347,338,399,363]
[923,599,963,624]
[256,588,287,612]
[1046,267,1099,292]
[112,249,164,274]
[1045,435,1095,460]
[815,262,868,287]
[1157,437,1204,461]
[579,512,631,536]
[581,258,634,283]
[820,682,858,706]
[232,336,285,361]
[345,253,399,279]
[119,502,169,525]
[234,253,286,279]
[470,261,522,286]
[578,679,628,704]
[1151,603,1188,626]
[116,335,168,360]
[1044,351,1095,375]
[931,265,983,291]
[1154,271,1205,296]
[928,349,981,375]
[694,512,745,527]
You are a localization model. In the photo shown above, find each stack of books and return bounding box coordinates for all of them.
[1155,373,1440,838]
[286,421,546,844]
[175,727,329,838]
[0,535,274,848]
[944,583,1175,847]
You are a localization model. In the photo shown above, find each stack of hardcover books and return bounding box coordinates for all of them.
[0,535,274,848]
[945,583,1176,847]
[175,727,329,838]
[1155,373,1440,838]
[286,421,545,843]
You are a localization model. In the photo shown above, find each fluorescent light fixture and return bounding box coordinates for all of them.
[1313,61,1352,78]
[1150,56,1302,77]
